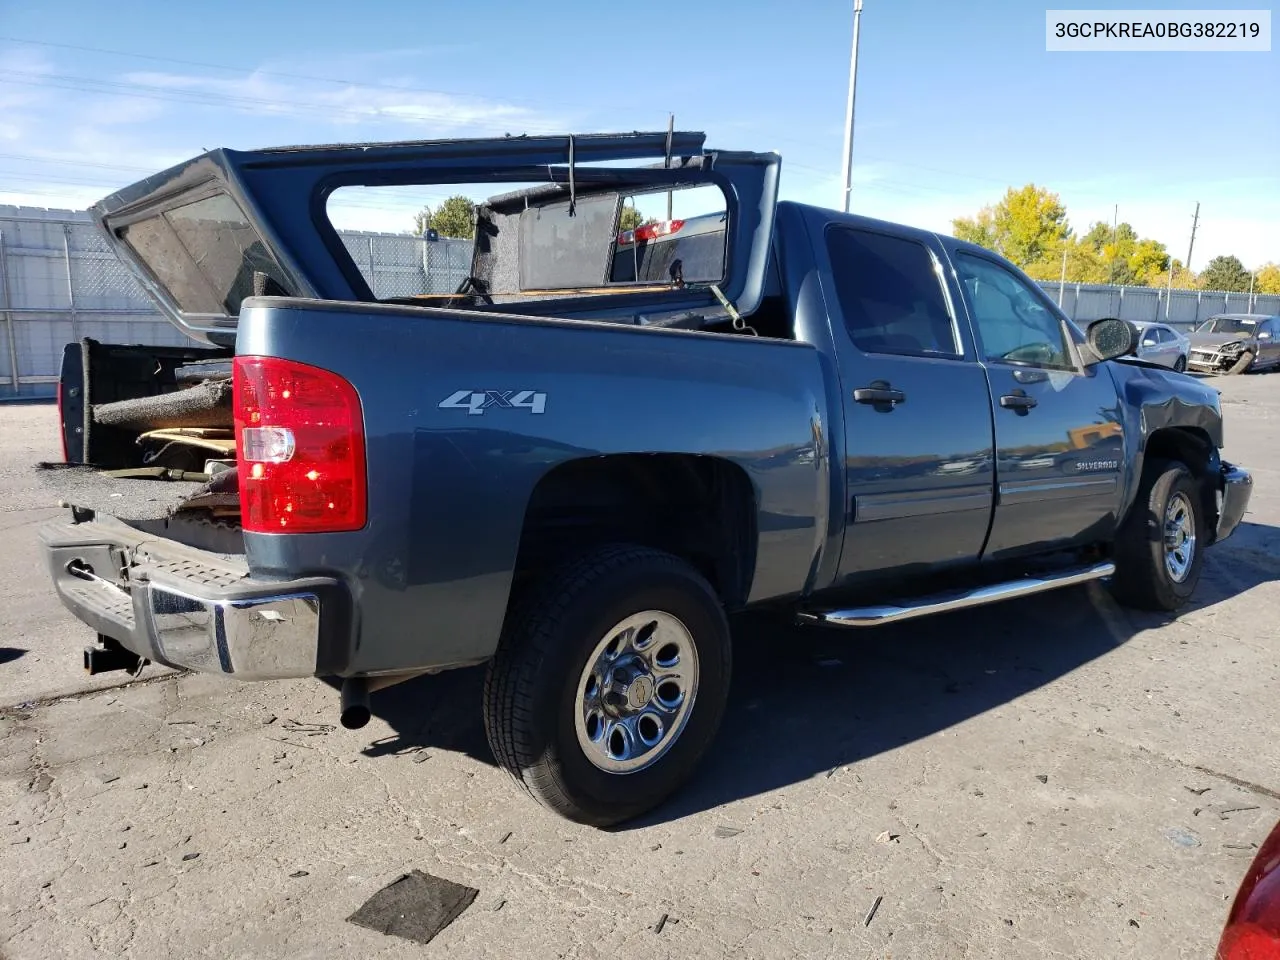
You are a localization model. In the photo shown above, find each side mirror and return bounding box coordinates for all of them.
[1084,317,1138,364]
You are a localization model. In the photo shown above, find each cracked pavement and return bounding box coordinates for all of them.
[3,376,1280,959]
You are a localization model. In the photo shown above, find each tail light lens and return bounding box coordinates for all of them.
[616,219,685,246]
[233,356,367,534]
[1218,822,1280,959]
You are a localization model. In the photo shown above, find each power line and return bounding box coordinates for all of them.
[0,71,542,129]
[0,152,155,173]
[0,34,580,112]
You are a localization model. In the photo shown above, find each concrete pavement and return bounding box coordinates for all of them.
[2,374,1279,959]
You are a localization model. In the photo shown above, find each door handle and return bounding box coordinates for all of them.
[853,386,906,406]
[999,393,1038,411]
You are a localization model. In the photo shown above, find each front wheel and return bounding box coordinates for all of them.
[483,545,732,826]
[1174,355,1187,373]
[1227,351,1255,375]
[1110,459,1206,612]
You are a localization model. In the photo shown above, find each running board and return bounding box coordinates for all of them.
[796,561,1116,628]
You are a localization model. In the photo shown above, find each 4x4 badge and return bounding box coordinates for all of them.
[438,390,547,416]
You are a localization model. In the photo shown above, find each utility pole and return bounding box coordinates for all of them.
[1249,270,1256,311]
[1186,201,1200,272]
[665,112,675,222]
[1058,243,1068,307]
[839,0,865,213]
[1110,204,1119,284]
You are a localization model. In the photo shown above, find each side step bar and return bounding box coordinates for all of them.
[796,561,1116,628]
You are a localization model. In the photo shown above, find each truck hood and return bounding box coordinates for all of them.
[89,132,781,347]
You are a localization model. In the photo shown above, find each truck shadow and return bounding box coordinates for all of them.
[363,522,1280,826]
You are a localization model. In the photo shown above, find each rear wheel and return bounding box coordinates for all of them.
[1110,459,1205,612]
[483,545,731,826]
[1227,351,1255,375]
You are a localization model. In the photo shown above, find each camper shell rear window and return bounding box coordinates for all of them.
[117,191,291,316]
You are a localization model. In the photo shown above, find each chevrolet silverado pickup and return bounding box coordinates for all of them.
[37,130,1252,826]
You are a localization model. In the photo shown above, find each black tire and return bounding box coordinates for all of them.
[1110,459,1206,612]
[1174,355,1187,373]
[1227,351,1254,375]
[483,545,732,827]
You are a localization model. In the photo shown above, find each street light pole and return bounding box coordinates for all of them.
[840,0,865,214]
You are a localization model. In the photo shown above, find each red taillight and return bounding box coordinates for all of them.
[233,356,367,534]
[1219,924,1280,959]
[616,219,685,246]
[1218,823,1280,959]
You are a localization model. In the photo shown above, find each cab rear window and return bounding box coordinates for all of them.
[117,192,291,316]
[609,217,727,285]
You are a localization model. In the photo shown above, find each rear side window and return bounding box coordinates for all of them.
[825,226,959,357]
[118,192,291,316]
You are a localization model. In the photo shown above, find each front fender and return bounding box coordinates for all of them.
[1106,360,1224,515]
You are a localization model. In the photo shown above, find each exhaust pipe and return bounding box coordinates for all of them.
[339,678,371,730]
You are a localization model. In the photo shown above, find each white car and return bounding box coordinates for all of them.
[1132,322,1190,372]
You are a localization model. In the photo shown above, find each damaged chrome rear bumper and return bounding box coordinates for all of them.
[41,516,344,679]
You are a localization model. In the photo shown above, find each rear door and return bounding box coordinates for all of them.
[90,132,780,346]
[802,211,996,583]
[945,247,1126,560]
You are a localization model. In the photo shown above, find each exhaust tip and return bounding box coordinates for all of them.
[339,678,371,729]
[340,705,371,730]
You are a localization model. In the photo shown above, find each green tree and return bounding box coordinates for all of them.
[1024,235,1109,284]
[619,204,645,232]
[1253,262,1280,295]
[1129,238,1171,285]
[1198,255,1252,292]
[617,203,659,233]
[1145,259,1198,291]
[413,195,476,239]
[1072,220,1169,286]
[951,184,1069,268]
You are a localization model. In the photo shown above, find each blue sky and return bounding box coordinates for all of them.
[0,0,1275,269]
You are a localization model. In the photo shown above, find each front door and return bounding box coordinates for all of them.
[816,219,997,582]
[1257,317,1280,367]
[1136,326,1168,366]
[948,250,1125,559]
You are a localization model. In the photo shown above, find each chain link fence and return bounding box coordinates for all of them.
[1,207,473,398]
[3,205,1279,399]
[1042,280,1280,331]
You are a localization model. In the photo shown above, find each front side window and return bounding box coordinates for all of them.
[955,253,1074,370]
[825,226,959,357]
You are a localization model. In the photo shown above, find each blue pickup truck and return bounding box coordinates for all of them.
[39,130,1252,826]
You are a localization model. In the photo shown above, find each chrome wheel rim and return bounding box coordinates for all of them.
[1163,492,1197,583]
[573,611,699,774]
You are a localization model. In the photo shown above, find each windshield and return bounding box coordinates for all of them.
[1197,316,1258,335]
